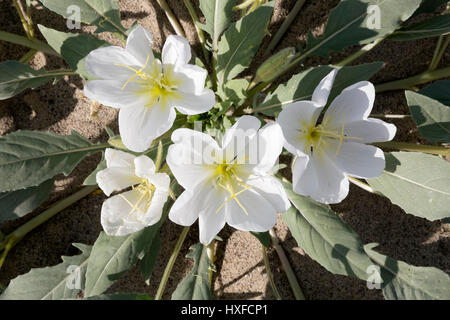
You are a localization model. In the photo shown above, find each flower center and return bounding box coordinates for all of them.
[120,177,156,219]
[116,56,181,108]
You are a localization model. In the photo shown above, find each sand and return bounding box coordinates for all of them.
[0,0,449,300]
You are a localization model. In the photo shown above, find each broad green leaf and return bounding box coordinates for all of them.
[301,0,422,57]
[198,0,237,50]
[364,243,450,300]
[0,243,91,300]
[389,14,450,41]
[83,154,106,186]
[38,25,107,79]
[86,293,152,300]
[282,181,374,280]
[255,47,295,83]
[255,62,383,116]
[419,80,450,106]
[0,61,66,100]
[251,231,271,247]
[39,0,127,35]
[406,91,450,143]
[368,152,450,221]
[84,225,159,297]
[216,78,250,105]
[171,243,212,300]
[217,2,274,87]
[0,130,107,192]
[140,233,160,284]
[413,0,448,16]
[0,179,54,223]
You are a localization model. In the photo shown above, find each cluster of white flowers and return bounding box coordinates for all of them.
[85,26,396,243]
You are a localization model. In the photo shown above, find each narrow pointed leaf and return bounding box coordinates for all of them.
[389,14,450,41]
[0,244,91,300]
[413,0,448,16]
[364,243,450,300]
[368,152,450,220]
[282,181,374,280]
[171,243,212,300]
[419,80,450,107]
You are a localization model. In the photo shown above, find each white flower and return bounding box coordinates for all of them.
[166,116,291,244]
[96,148,170,236]
[84,26,215,152]
[277,69,397,204]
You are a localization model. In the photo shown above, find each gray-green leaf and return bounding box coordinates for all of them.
[0,130,106,192]
[367,152,450,221]
[171,243,212,300]
[255,62,383,116]
[419,80,450,106]
[0,179,54,223]
[84,225,159,297]
[364,243,450,300]
[282,181,374,280]
[38,25,107,79]
[406,90,450,143]
[389,14,450,41]
[0,243,91,300]
[217,1,274,87]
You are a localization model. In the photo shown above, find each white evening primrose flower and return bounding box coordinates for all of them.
[96,148,170,236]
[277,69,397,204]
[84,25,215,152]
[166,116,291,244]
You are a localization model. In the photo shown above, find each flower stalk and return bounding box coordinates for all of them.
[183,0,209,64]
[261,243,282,300]
[154,0,186,37]
[0,30,59,56]
[373,141,450,157]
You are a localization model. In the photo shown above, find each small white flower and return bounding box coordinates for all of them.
[166,116,291,244]
[277,69,397,204]
[96,148,170,236]
[84,25,215,152]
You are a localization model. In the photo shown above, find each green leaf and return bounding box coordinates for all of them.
[367,152,450,221]
[282,181,374,280]
[406,91,450,143]
[198,0,237,50]
[0,130,106,192]
[251,231,271,247]
[255,47,296,83]
[389,14,450,41]
[39,0,127,35]
[83,154,106,186]
[0,179,54,223]
[301,0,422,57]
[84,225,159,297]
[85,293,152,300]
[217,2,274,87]
[413,0,448,16]
[140,233,160,284]
[38,25,107,79]
[171,243,212,300]
[0,243,91,300]
[419,80,450,106]
[364,243,450,300]
[255,62,383,116]
[216,78,250,106]
[0,61,66,100]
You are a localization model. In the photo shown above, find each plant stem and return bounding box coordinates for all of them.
[348,176,381,195]
[261,244,282,300]
[373,141,450,157]
[13,0,33,39]
[183,0,209,64]
[19,49,37,63]
[0,30,59,56]
[429,36,450,71]
[155,0,186,37]
[155,226,190,300]
[233,0,256,11]
[269,229,305,300]
[263,0,306,56]
[0,185,98,269]
[375,67,450,93]
[336,36,386,67]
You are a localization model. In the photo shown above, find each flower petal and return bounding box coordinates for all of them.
[254,122,285,173]
[324,140,386,179]
[324,81,375,127]
[134,155,156,179]
[342,118,397,143]
[173,89,215,115]
[292,153,349,204]
[277,101,322,156]
[104,148,136,168]
[225,188,278,232]
[85,46,140,80]
[312,68,338,107]
[141,187,168,226]
[118,104,176,152]
[162,35,191,66]
[83,80,147,109]
[246,174,290,213]
[96,167,139,196]
[174,64,208,95]
[126,25,154,66]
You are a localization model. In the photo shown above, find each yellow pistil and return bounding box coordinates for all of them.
[119,178,156,219]
[115,56,181,109]
[213,162,252,216]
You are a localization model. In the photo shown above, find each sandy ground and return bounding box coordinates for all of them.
[0,0,449,300]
